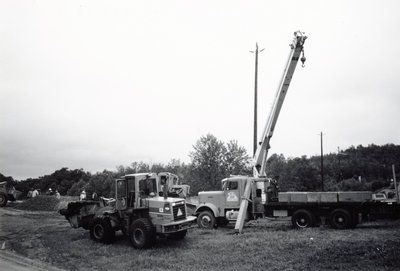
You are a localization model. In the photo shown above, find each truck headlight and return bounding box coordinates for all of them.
[164,203,171,213]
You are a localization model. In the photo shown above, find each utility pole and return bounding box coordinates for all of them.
[320,132,324,191]
[393,164,399,203]
[250,43,264,156]
[337,146,341,181]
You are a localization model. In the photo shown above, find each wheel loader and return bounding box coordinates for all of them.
[60,172,196,248]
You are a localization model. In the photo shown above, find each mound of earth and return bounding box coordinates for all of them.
[15,195,61,211]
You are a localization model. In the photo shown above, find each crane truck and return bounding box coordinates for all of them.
[194,31,400,233]
[60,172,196,248]
[195,31,307,230]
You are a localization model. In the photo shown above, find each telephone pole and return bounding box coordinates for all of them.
[250,43,264,155]
[320,132,324,191]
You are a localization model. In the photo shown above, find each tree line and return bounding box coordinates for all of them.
[1,136,399,198]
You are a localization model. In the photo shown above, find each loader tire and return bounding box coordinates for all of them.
[90,217,115,243]
[197,210,216,229]
[292,209,315,229]
[0,193,8,207]
[129,218,156,249]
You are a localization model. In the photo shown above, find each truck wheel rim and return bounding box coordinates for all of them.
[0,195,5,204]
[201,216,211,227]
[296,216,308,228]
[334,215,345,226]
[134,229,145,245]
[94,225,104,239]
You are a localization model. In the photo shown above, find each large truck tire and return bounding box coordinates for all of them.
[329,208,352,229]
[197,210,216,229]
[129,218,156,249]
[168,229,187,240]
[292,209,315,229]
[0,193,8,207]
[90,217,115,243]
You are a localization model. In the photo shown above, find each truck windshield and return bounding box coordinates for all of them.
[139,178,157,196]
[116,180,126,198]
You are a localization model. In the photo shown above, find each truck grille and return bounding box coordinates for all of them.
[173,204,186,221]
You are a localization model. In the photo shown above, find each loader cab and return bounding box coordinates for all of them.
[115,173,159,211]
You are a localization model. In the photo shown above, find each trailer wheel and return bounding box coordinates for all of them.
[0,193,8,207]
[129,218,156,249]
[292,209,314,229]
[168,230,187,240]
[90,217,115,243]
[197,210,216,229]
[329,209,351,229]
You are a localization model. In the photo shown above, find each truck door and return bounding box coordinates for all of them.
[224,180,240,208]
[116,179,128,210]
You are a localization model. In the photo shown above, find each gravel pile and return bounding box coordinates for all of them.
[15,195,61,211]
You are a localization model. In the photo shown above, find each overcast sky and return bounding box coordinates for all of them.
[1,0,399,180]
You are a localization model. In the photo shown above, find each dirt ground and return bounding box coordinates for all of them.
[0,199,400,271]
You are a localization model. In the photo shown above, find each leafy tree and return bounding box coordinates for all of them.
[188,134,251,193]
[189,134,227,192]
[225,140,252,176]
[84,170,116,198]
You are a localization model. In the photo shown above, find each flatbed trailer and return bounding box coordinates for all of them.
[264,191,400,229]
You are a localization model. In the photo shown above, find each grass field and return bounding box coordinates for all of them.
[1,201,400,271]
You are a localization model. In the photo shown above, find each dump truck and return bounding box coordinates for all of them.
[60,172,196,248]
[159,172,197,215]
[0,181,17,207]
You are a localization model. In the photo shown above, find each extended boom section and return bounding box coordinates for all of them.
[253,31,307,178]
[235,31,306,233]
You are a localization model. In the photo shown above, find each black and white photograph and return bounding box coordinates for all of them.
[1,1,399,270]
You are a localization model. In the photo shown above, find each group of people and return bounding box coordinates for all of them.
[27,188,97,201]
[80,190,98,201]
[27,188,40,198]
[27,188,61,199]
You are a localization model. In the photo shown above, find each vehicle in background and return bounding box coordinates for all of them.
[0,181,17,207]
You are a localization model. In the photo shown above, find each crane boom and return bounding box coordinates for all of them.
[235,31,307,234]
[253,31,307,177]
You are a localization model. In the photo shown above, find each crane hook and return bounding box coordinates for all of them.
[301,49,306,67]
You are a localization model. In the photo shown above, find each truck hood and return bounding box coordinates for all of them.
[198,191,224,202]
[198,191,224,196]
[145,196,185,204]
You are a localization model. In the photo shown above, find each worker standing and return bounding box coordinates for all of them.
[80,190,86,201]
[27,189,33,198]
[32,189,39,198]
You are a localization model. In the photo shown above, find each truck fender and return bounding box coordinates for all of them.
[94,206,119,228]
[194,203,219,218]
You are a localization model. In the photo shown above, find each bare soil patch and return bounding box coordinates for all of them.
[1,200,399,271]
